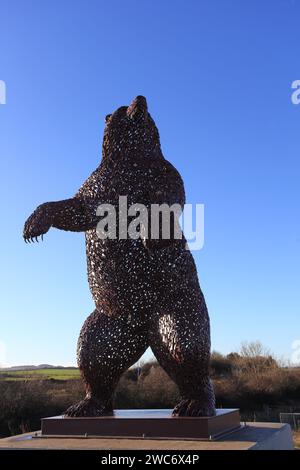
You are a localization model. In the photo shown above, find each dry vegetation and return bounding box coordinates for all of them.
[0,342,299,438]
[293,431,300,449]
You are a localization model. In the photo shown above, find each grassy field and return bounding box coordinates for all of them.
[0,368,80,381]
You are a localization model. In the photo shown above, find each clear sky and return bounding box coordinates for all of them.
[0,0,299,367]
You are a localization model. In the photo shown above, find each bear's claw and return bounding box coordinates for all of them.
[23,204,52,243]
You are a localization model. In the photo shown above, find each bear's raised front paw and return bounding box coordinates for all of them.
[64,398,113,417]
[172,399,215,417]
[23,203,53,243]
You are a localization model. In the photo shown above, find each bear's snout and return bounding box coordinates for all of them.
[127,95,148,120]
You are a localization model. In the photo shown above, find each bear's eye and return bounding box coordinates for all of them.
[105,114,112,123]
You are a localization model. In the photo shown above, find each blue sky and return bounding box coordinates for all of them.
[0,0,299,366]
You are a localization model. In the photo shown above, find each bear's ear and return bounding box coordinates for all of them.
[105,114,112,123]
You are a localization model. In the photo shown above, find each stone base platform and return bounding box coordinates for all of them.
[41,409,240,440]
[0,423,293,450]
[0,417,294,450]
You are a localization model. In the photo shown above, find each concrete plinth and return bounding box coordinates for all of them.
[0,422,294,450]
[41,409,240,440]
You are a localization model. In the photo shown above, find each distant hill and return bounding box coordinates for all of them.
[0,364,78,371]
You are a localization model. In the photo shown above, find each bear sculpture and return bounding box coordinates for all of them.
[23,96,215,417]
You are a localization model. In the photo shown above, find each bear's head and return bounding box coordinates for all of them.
[102,96,163,161]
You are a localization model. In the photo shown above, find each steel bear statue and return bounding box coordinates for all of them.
[23,96,215,417]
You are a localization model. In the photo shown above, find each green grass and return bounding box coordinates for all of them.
[0,368,80,381]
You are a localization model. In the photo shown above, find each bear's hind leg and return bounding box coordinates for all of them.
[149,293,215,417]
[64,309,148,417]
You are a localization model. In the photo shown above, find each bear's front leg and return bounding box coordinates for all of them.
[23,202,55,242]
[23,197,98,242]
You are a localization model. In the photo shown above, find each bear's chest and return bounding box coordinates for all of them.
[98,162,157,206]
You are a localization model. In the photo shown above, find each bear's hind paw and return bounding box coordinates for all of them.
[172,399,215,417]
[64,397,113,417]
